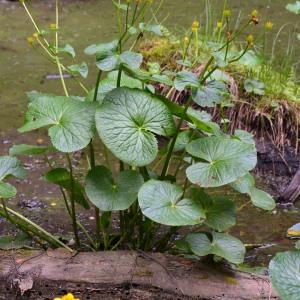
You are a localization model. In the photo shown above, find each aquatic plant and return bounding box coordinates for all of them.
[0,0,277,269]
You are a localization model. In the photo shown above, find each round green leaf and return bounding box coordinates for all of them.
[18,95,96,153]
[95,87,176,166]
[230,173,255,194]
[185,233,211,256]
[0,182,17,198]
[250,188,276,211]
[174,71,199,91]
[0,156,26,199]
[84,40,119,56]
[120,51,143,69]
[187,107,220,134]
[192,81,229,108]
[190,188,236,231]
[185,232,245,264]
[269,251,300,300]
[138,180,205,226]
[85,166,144,211]
[244,79,265,96]
[186,137,257,187]
[0,156,26,181]
[286,1,300,14]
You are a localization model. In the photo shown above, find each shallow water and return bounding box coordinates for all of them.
[0,0,300,266]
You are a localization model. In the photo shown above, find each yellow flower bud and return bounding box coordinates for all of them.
[251,9,258,17]
[246,34,254,46]
[265,21,273,30]
[32,32,39,39]
[50,23,57,30]
[217,21,222,29]
[183,36,189,44]
[27,36,34,44]
[191,20,200,32]
[223,9,231,18]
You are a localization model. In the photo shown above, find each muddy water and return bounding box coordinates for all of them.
[0,0,300,266]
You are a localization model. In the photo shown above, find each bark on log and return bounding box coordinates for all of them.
[279,166,300,203]
[0,249,278,300]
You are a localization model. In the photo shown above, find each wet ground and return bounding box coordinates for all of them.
[1,0,300,269]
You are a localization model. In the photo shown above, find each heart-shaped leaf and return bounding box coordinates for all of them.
[44,168,90,209]
[67,62,88,78]
[84,40,119,56]
[0,156,26,199]
[192,81,229,107]
[286,1,300,14]
[187,107,220,134]
[234,129,255,146]
[95,87,176,166]
[231,173,275,211]
[269,251,300,300]
[230,173,255,194]
[139,23,165,36]
[19,95,96,153]
[0,182,17,199]
[190,189,236,231]
[244,79,265,95]
[174,71,199,91]
[85,166,144,211]
[249,188,276,211]
[185,232,245,264]
[120,51,143,69]
[57,44,75,58]
[138,180,205,226]
[186,137,257,187]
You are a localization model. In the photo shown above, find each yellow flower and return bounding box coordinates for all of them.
[223,9,231,18]
[183,36,189,44]
[217,21,222,29]
[50,23,57,30]
[27,36,34,44]
[32,32,39,39]
[265,21,273,30]
[246,34,254,46]
[191,20,200,32]
[251,9,258,17]
[53,293,79,300]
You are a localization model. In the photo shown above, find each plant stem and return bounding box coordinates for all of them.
[0,203,72,251]
[160,97,192,179]
[66,153,80,248]
[55,0,69,97]
[93,70,102,102]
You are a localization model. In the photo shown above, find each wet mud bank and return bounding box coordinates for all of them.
[255,138,300,202]
[0,249,278,300]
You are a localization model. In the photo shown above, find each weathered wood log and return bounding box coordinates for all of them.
[279,166,300,203]
[0,249,278,300]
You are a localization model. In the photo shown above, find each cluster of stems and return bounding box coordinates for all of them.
[6,0,255,252]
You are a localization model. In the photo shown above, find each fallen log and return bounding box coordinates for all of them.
[0,249,278,300]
